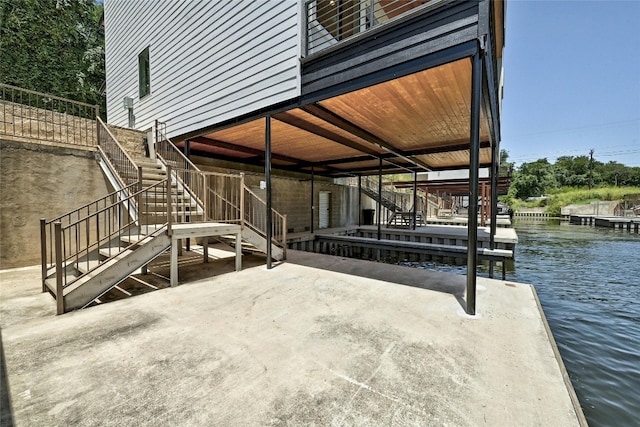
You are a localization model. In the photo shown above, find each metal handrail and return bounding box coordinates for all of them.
[45,179,170,307]
[1,83,99,147]
[40,183,138,290]
[243,187,288,252]
[97,117,139,188]
[303,0,442,57]
[154,121,287,252]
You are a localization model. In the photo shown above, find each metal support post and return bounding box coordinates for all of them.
[310,167,315,234]
[358,175,362,226]
[265,115,273,269]
[466,48,483,316]
[377,158,382,240]
[412,172,418,230]
[184,139,191,251]
[489,140,499,278]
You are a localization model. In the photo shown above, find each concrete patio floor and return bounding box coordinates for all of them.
[0,250,582,426]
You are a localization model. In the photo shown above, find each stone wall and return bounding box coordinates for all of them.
[0,140,111,268]
[106,125,148,159]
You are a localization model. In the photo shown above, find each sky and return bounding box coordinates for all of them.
[500,0,640,167]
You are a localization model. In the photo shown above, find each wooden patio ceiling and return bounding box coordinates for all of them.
[391,176,511,196]
[181,58,493,177]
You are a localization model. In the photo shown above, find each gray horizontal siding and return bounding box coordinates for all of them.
[105,0,301,138]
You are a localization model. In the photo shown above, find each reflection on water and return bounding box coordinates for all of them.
[511,220,640,427]
[399,220,640,426]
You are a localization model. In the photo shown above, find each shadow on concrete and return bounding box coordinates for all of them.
[286,250,467,310]
[0,330,14,427]
[88,247,269,309]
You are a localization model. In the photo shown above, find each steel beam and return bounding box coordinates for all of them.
[412,172,418,230]
[377,158,382,241]
[466,47,483,316]
[489,138,499,278]
[265,116,273,269]
[310,166,315,234]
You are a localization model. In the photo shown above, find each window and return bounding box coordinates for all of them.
[138,47,150,98]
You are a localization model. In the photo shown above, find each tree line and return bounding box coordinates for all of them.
[0,0,105,108]
[502,151,640,200]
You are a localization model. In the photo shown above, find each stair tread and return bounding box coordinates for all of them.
[99,247,133,258]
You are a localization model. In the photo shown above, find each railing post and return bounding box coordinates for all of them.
[137,166,144,227]
[369,0,375,29]
[202,173,209,221]
[94,105,100,146]
[282,214,288,260]
[54,222,64,315]
[40,218,47,292]
[240,173,245,227]
[166,165,173,236]
[302,1,309,57]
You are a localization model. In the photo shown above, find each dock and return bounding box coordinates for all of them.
[288,224,518,270]
[0,251,584,426]
[569,214,640,233]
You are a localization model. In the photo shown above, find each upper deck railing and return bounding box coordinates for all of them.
[303,0,446,57]
[0,83,99,147]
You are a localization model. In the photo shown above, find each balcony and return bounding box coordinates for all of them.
[303,0,447,57]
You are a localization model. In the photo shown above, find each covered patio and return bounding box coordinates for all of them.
[172,1,505,315]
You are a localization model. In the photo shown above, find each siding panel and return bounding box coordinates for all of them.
[105,0,301,138]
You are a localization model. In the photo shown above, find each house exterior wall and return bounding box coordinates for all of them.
[104,0,301,139]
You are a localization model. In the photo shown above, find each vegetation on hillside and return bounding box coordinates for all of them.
[0,0,105,107]
[500,151,640,214]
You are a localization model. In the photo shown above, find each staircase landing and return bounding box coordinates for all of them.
[170,222,242,286]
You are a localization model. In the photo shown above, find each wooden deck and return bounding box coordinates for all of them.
[170,222,242,286]
[569,215,640,233]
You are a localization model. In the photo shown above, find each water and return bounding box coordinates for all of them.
[400,220,640,426]
[511,220,640,427]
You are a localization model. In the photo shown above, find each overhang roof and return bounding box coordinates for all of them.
[391,176,511,196]
[178,57,493,177]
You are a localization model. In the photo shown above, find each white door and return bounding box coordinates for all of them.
[319,191,331,229]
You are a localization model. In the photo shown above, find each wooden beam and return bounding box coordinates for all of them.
[273,111,381,157]
[191,136,311,166]
[302,103,433,172]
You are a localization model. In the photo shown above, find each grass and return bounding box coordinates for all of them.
[505,186,640,216]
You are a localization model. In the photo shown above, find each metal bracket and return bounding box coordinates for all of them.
[478,35,487,53]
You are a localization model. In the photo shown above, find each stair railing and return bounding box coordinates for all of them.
[166,167,244,226]
[44,179,170,313]
[244,187,288,257]
[40,183,138,292]
[155,122,286,248]
[97,117,138,188]
[0,83,99,147]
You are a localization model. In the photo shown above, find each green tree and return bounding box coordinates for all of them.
[510,158,557,199]
[0,0,104,106]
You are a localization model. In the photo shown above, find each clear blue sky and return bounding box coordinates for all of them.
[501,0,640,167]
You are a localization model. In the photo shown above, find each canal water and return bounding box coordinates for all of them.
[401,220,640,426]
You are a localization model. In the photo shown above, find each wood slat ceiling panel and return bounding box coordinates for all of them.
[415,147,492,168]
[330,159,387,171]
[279,108,387,156]
[188,142,255,159]
[204,118,368,163]
[318,58,490,152]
